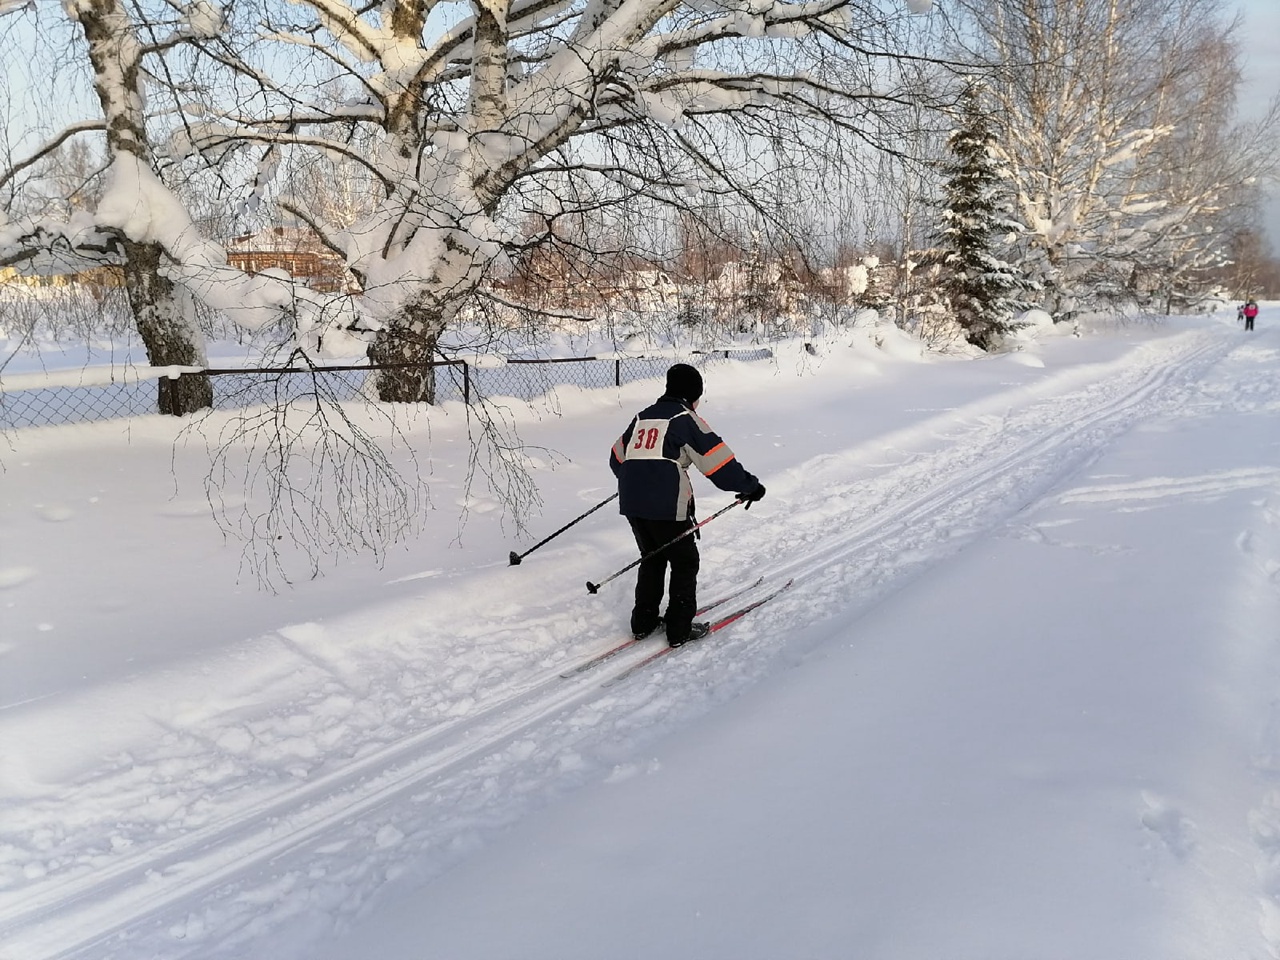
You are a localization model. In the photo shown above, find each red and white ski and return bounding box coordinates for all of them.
[601,577,796,687]
[560,576,766,679]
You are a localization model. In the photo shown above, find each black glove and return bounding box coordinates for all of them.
[736,483,766,510]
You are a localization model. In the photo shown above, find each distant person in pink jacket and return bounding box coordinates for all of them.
[1244,299,1259,331]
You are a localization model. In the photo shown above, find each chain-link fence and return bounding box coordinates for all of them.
[0,348,771,430]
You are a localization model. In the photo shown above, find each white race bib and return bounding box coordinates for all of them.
[627,418,673,461]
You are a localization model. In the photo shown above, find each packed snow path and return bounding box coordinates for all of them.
[0,321,1274,958]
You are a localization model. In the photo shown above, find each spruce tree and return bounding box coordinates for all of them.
[936,84,1034,351]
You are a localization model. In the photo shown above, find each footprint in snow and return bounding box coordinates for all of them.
[1140,791,1196,861]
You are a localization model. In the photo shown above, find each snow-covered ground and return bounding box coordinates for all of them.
[1,309,1278,959]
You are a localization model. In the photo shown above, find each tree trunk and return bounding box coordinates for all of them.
[367,302,440,403]
[122,239,213,416]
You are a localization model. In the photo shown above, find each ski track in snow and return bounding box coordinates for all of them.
[1,327,1274,959]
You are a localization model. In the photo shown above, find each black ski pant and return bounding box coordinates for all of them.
[627,516,699,643]
[1246,317,1254,330]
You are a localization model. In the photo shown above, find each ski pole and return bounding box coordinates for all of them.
[586,499,744,594]
[509,492,618,566]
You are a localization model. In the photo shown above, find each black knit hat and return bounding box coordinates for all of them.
[665,363,703,403]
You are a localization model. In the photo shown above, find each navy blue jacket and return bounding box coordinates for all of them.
[609,394,759,521]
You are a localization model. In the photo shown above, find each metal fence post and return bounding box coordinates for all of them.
[463,361,470,405]
[615,358,621,387]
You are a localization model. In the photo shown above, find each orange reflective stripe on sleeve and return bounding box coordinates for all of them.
[700,442,736,476]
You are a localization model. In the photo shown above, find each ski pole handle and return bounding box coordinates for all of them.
[585,499,743,594]
[510,492,618,566]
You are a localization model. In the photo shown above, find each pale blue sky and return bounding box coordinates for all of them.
[1236,0,1280,243]
[1237,0,1280,117]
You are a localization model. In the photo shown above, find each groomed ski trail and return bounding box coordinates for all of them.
[0,327,1241,960]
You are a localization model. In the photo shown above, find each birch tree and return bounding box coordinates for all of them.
[958,0,1277,317]
[170,0,944,400]
[0,0,366,414]
[0,0,218,414]
[4,0,948,402]
[1119,31,1280,311]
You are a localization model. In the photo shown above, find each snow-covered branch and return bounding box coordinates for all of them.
[5,0,950,401]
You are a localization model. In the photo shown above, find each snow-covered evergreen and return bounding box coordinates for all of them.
[935,83,1034,351]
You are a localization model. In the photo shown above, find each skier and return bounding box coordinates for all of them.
[1238,304,1245,324]
[609,363,766,647]
[1244,299,1259,331]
